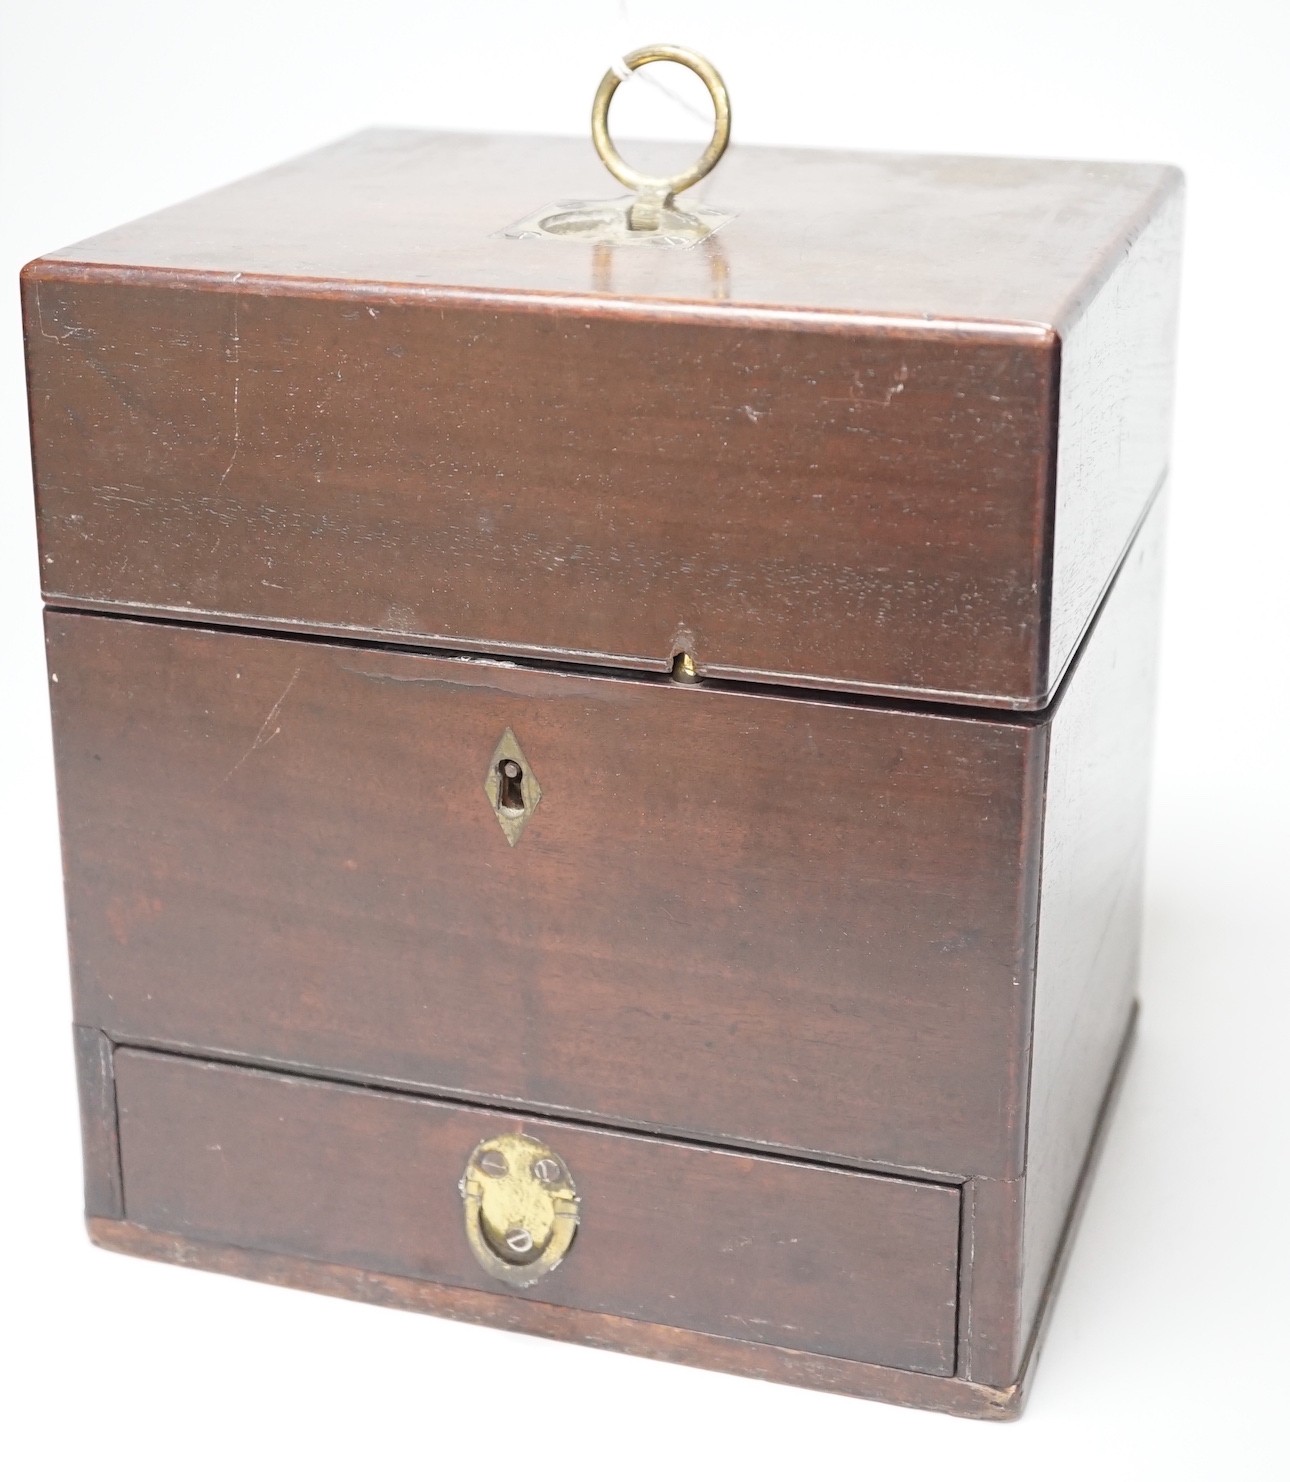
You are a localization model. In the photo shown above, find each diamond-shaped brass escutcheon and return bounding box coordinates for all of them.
[483,727,541,846]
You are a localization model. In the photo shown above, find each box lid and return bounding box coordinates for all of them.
[24,129,1181,708]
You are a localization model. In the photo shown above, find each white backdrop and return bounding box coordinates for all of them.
[2,4,1286,1477]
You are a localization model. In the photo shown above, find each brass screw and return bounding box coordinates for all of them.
[504,1227,535,1255]
[478,1150,509,1178]
[532,1157,563,1186]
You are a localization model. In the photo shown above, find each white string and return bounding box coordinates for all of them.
[609,1,713,126]
[619,62,713,125]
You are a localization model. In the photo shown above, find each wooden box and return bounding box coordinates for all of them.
[23,127,1181,1418]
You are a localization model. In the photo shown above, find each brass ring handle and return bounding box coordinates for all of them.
[459,1133,579,1289]
[591,45,732,212]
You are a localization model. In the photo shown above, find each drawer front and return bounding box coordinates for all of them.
[114,1048,961,1376]
[49,611,1042,1178]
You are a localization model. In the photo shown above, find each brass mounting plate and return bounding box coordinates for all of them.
[499,195,735,248]
[459,1132,579,1289]
[483,727,541,846]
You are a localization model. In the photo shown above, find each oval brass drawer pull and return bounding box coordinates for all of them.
[459,1133,579,1287]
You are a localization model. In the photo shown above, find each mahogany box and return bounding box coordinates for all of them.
[22,125,1181,1418]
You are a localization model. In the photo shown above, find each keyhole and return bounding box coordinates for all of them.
[497,758,525,816]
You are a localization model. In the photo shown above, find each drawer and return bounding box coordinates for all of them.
[49,610,1042,1179]
[113,1047,961,1376]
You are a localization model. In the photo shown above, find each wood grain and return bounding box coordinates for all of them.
[47,610,1044,1180]
[114,1047,961,1376]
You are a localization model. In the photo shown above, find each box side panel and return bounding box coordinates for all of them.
[1048,181,1181,694]
[1021,494,1166,1343]
[26,272,1055,706]
[958,494,1164,1388]
[72,1024,123,1219]
[959,1173,1025,1388]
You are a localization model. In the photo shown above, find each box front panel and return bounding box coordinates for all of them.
[49,611,1041,1179]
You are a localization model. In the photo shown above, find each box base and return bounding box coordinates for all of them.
[86,1215,1019,1418]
